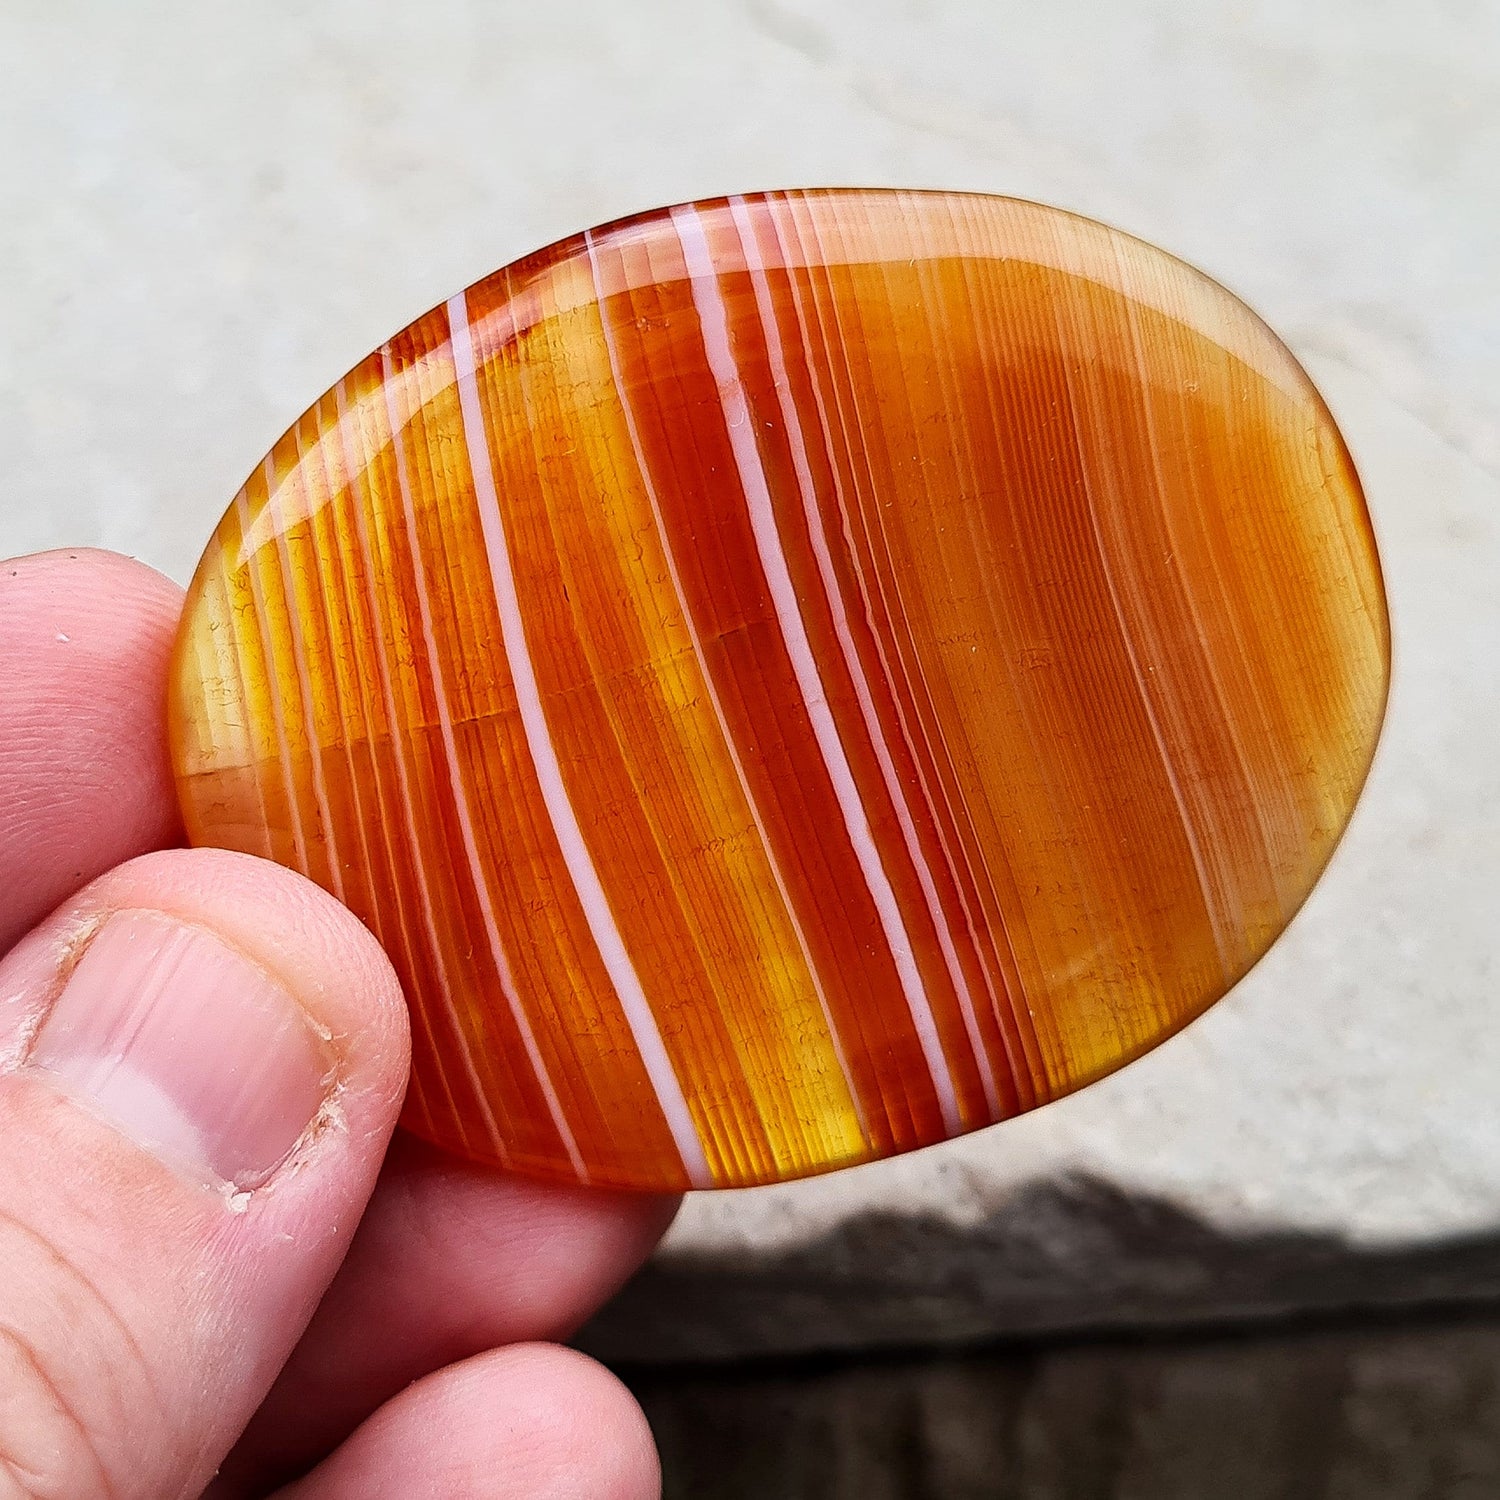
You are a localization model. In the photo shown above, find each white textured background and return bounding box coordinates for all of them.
[1,0,1495,1260]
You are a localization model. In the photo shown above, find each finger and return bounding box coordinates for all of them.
[276,1344,659,1500]
[222,1136,678,1490]
[0,847,409,1500]
[0,549,184,951]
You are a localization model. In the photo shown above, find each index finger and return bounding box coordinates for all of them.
[0,548,185,951]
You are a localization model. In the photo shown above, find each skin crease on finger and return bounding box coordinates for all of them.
[1,548,677,1496]
[0,550,186,953]
[217,1140,679,1492]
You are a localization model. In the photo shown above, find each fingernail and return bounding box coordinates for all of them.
[28,910,334,1190]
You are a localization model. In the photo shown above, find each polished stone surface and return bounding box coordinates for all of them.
[169,189,1386,1189]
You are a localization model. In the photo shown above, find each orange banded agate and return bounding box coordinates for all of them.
[169,190,1389,1190]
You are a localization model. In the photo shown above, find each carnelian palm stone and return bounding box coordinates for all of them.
[169,189,1389,1191]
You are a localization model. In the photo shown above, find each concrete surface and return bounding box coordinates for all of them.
[1,0,1495,1345]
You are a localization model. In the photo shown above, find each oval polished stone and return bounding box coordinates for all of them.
[169,190,1389,1191]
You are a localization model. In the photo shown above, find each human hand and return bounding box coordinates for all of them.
[0,548,677,1498]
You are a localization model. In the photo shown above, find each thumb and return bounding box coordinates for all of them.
[0,848,410,1500]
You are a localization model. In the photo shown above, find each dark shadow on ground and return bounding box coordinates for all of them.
[578,1175,1500,1364]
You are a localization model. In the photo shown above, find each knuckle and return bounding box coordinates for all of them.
[0,1321,113,1499]
[0,1205,167,1500]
